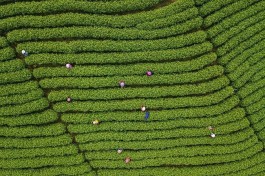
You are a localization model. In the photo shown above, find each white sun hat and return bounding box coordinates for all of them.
[141,106,146,112]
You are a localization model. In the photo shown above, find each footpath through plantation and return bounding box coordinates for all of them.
[0,0,265,175]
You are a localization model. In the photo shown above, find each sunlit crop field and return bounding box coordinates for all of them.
[0,0,265,175]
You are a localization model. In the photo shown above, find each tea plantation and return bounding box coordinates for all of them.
[0,0,265,175]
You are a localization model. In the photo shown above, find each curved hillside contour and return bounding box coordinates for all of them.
[0,0,264,175]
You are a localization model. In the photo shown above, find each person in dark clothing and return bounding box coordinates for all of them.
[145,111,150,121]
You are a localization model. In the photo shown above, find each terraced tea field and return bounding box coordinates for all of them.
[0,0,265,175]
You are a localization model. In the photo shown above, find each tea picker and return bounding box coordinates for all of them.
[92,120,100,125]
[66,97,72,102]
[125,157,131,164]
[145,111,150,121]
[208,126,216,138]
[141,106,146,112]
[66,63,73,69]
[146,70,153,76]
[117,149,123,154]
[119,81,125,88]
[21,50,28,57]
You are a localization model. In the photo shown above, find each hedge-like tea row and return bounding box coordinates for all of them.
[232,59,265,88]
[42,66,223,91]
[0,134,72,149]
[0,69,31,85]
[0,0,170,17]
[0,47,15,61]
[240,88,265,107]
[212,10,265,46]
[248,109,265,126]
[0,145,78,159]
[238,79,265,99]
[217,19,265,57]
[228,160,265,176]
[16,31,207,53]
[219,30,265,65]
[227,61,249,81]
[67,110,245,133]
[246,99,265,115]
[225,39,265,73]
[7,17,202,43]
[207,0,265,38]
[48,74,227,102]
[0,37,8,49]
[136,7,198,29]
[0,81,38,97]
[0,110,58,126]
[89,144,262,169]
[53,87,234,113]
[39,69,224,90]
[0,98,49,116]
[73,118,249,143]
[25,42,213,65]
[252,69,265,82]
[0,89,43,106]
[79,128,254,151]
[252,118,265,132]
[54,87,234,112]
[0,154,84,169]
[96,152,265,176]
[0,123,66,137]
[33,54,216,78]
[203,0,259,27]
[0,0,194,31]
[61,107,244,125]
[0,163,92,176]
[257,128,265,140]
[85,136,257,160]
[0,59,24,73]
[199,0,237,17]
[247,48,265,65]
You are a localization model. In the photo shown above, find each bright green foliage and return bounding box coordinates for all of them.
[16,31,207,53]
[25,42,213,65]
[0,81,38,97]
[96,152,265,176]
[199,0,237,17]
[225,40,265,73]
[207,0,265,38]
[62,107,244,124]
[0,0,194,30]
[0,154,84,169]
[0,37,8,49]
[217,19,265,57]
[39,68,224,89]
[7,17,202,42]
[0,47,15,61]
[212,10,265,46]
[0,0,264,175]
[79,127,254,150]
[0,98,49,116]
[34,54,216,78]
[0,59,25,73]
[203,0,259,27]
[0,163,92,176]
[0,69,32,85]
[0,0,164,17]
[0,123,65,137]
[0,145,78,159]
[0,134,72,148]
[136,7,199,29]
[0,89,43,106]
[0,110,58,126]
